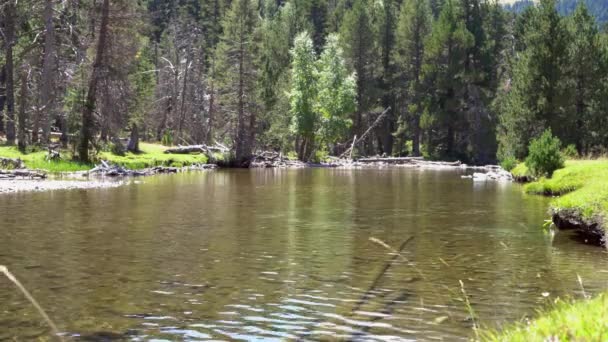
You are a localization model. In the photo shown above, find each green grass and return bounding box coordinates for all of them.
[524,159,608,220]
[510,163,530,179]
[483,294,608,341]
[0,143,209,173]
[99,143,208,169]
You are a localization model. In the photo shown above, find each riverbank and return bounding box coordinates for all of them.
[486,159,608,341]
[0,143,209,172]
[523,159,608,245]
[483,293,608,341]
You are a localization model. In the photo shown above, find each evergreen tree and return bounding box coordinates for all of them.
[340,0,377,138]
[394,0,433,156]
[214,0,260,165]
[497,0,571,160]
[422,0,474,158]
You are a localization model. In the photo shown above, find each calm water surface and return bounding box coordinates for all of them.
[1,168,608,341]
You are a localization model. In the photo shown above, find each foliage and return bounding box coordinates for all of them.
[562,144,579,159]
[525,129,565,178]
[316,34,357,145]
[0,143,208,172]
[483,293,608,341]
[289,31,357,161]
[500,156,518,172]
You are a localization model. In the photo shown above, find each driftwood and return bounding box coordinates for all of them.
[0,157,25,169]
[87,161,215,177]
[339,107,391,159]
[0,169,47,179]
[164,143,229,155]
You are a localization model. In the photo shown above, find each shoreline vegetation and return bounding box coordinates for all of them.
[516,159,608,246]
[487,158,608,341]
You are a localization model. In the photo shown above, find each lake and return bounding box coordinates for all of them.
[1,168,607,341]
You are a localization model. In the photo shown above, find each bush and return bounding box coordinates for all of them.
[525,129,565,178]
[562,144,579,159]
[500,156,518,172]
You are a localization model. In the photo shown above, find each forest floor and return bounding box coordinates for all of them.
[0,142,209,172]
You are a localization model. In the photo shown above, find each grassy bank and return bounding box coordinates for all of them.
[483,294,608,341]
[488,160,608,340]
[524,159,608,221]
[0,143,208,172]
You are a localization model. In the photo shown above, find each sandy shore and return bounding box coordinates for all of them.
[0,178,126,194]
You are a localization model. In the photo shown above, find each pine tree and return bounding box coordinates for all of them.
[340,0,377,139]
[214,0,260,165]
[497,0,572,160]
[567,3,605,152]
[394,0,433,156]
[422,0,474,158]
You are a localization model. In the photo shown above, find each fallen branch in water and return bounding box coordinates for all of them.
[0,265,64,341]
[350,236,415,314]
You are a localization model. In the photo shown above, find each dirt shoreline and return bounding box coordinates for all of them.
[552,209,606,246]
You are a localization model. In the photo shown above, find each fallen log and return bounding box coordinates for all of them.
[339,107,391,159]
[0,157,25,169]
[164,145,207,154]
[0,169,47,179]
[357,157,425,164]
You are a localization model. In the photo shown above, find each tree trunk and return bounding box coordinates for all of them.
[4,2,16,145]
[177,51,191,139]
[40,0,56,144]
[127,123,139,153]
[0,65,6,133]
[234,34,248,164]
[79,0,110,163]
[18,65,29,152]
[412,115,421,157]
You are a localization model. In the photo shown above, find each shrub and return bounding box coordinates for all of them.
[525,129,565,178]
[500,156,518,172]
[562,144,579,159]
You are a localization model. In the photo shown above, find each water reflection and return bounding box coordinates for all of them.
[1,168,607,340]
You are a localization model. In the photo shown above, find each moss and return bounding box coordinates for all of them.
[0,143,209,173]
[482,294,608,341]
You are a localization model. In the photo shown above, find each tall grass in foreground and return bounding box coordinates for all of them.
[0,265,65,341]
[482,293,608,341]
[369,237,478,338]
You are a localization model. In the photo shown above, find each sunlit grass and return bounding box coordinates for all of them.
[0,143,209,172]
[0,145,92,172]
[482,294,608,341]
[510,163,529,179]
[524,159,608,220]
[99,143,208,169]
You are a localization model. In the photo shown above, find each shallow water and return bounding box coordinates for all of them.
[1,168,607,341]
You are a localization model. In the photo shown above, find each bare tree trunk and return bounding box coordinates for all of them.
[0,65,6,133]
[235,35,247,164]
[177,51,191,139]
[79,0,110,163]
[4,2,16,145]
[127,123,139,153]
[18,65,29,152]
[40,0,56,144]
